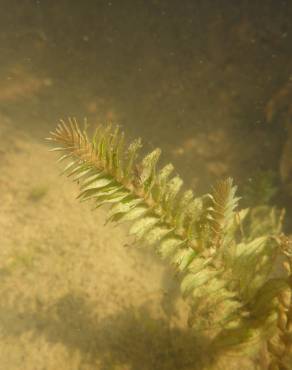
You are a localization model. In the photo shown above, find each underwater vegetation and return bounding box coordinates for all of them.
[48,119,292,370]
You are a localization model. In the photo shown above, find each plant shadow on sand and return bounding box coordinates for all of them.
[0,292,216,370]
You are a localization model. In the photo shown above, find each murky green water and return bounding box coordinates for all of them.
[0,1,291,369]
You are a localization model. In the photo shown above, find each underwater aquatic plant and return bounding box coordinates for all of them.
[47,119,292,369]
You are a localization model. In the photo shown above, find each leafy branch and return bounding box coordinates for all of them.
[47,118,292,368]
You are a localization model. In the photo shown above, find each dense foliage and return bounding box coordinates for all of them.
[48,119,292,369]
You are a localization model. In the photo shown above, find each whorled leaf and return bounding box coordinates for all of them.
[47,119,291,358]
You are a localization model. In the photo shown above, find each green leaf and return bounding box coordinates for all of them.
[78,183,122,201]
[61,161,78,175]
[152,164,174,202]
[117,205,148,222]
[92,190,130,206]
[162,176,183,215]
[181,269,219,296]
[80,173,106,189]
[49,147,66,152]
[57,153,72,162]
[175,190,194,227]
[129,216,160,240]
[107,196,144,221]
[140,148,161,193]
[69,166,93,180]
[80,176,114,192]
[124,138,142,180]
[157,237,185,259]
[144,225,171,245]
[176,248,197,272]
